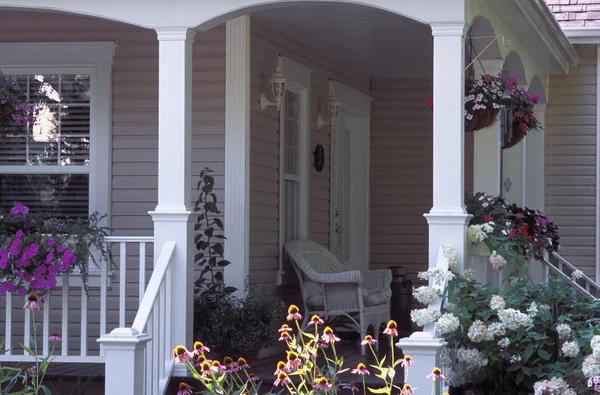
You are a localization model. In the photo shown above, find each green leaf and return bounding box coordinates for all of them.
[505,364,521,372]
[223,286,237,294]
[41,385,52,395]
[19,343,35,357]
[523,343,535,361]
[217,260,231,267]
[368,387,390,394]
[538,349,551,360]
[213,218,224,230]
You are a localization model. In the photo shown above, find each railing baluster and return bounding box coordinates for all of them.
[139,242,146,304]
[43,295,50,356]
[80,284,88,356]
[153,302,160,394]
[100,249,108,356]
[61,274,69,356]
[119,242,127,327]
[5,292,12,354]
[23,309,30,356]
[159,282,166,380]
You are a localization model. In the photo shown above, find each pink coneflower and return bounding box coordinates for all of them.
[286,351,303,371]
[274,372,291,387]
[278,324,293,332]
[308,314,324,326]
[211,360,222,373]
[278,331,292,341]
[274,361,288,376]
[286,305,302,321]
[351,362,370,375]
[401,383,415,394]
[343,381,359,392]
[314,376,332,391]
[172,346,193,363]
[48,333,62,343]
[321,327,340,344]
[193,341,210,355]
[237,357,250,370]
[316,340,329,349]
[195,355,207,367]
[199,362,213,377]
[246,373,260,382]
[177,382,193,395]
[221,356,235,373]
[23,292,40,310]
[361,334,377,346]
[400,355,415,368]
[383,320,398,337]
[426,367,445,381]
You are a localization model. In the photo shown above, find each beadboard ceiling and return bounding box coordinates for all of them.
[251,3,433,79]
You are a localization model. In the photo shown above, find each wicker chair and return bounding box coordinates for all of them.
[284,239,392,355]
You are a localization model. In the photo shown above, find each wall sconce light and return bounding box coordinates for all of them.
[260,56,287,111]
[316,81,341,129]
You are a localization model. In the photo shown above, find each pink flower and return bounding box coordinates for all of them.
[286,351,303,371]
[274,372,291,387]
[426,96,433,109]
[351,363,370,375]
[361,335,377,346]
[11,203,29,216]
[192,341,210,355]
[343,382,360,392]
[321,327,340,344]
[286,305,302,321]
[426,367,446,381]
[508,228,516,238]
[237,357,250,370]
[278,324,292,332]
[484,215,492,223]
[401,383,415,394]
[49,333,62,343]
[314,376,332,391]
[246,373,260,382]
[23,292,40,310]
[274,361,288,376]
[172,346,193,363]
[308,314,324,326]
[383,320,398,337]
[400,355,415,368]
[520,122,528,132]
[177,382,193,395]
[278,331,292,342]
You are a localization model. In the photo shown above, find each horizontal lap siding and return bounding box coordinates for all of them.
[370,80,433,280]
[546,45,597,278]
[0,14,225,352]
[250,22,370,299]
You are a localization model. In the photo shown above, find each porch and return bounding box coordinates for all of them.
[0,0,577,394]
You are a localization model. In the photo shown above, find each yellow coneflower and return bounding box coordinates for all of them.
[321,326,340,344]
[193,341,210,353]
[426,367,445,381]
[237,357,250,369]
[286,351,303,370]
[383,320,398,337]
[308,314,324,326]
[173,345,192,363]
[274,360,287,376]
[286,304,302,321]
[314,375,332,391]
[274,371,291,387]
[200,361,212,377]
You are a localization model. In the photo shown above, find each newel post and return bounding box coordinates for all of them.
[98,328,151,395]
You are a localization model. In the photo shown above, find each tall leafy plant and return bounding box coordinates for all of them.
[193,167,235,303]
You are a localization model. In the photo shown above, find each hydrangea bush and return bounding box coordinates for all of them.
[0,203,112,296]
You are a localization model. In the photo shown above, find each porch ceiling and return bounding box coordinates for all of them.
[251,3,433,79]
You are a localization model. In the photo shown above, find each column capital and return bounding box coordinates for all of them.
[156,27,196,42]
[430,22,467,37]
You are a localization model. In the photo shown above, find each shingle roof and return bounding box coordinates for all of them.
[545,0,600,26]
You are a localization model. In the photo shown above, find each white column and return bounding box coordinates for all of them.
[224,16,251,298]
[397,23,468,395]
[149,28,196,365]
[473,59,504,197]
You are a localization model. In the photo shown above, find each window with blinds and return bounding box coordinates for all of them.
[283,90,301,242]
[0,74,91,218]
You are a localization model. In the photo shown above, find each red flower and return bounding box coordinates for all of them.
[426,96,433,109]
[484,215,492,223]
[520,122,528,132]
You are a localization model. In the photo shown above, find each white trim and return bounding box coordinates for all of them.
[0,42,115,67]
[224,16,251,298]
[563,27,600,45]
[277,57,312,286]
[596,45,600,283]
[328,81,372,269]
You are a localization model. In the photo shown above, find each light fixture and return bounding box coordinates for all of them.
[260,56,287,111]
[316,80,341,129]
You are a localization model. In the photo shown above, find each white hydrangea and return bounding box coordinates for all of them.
[410,308,441,327]
[435,313,460,335]
[486,322,506,339]
[439,347,454,368]
[533,377,576,395]
[445,371,466,388]
[583,354,600,378]
[509,354,522,364]
[591,335,600,358]
[572,269,584,281]
[456,348,488,369]
[490,295,505,310]
[481,223,494,234]
[556,323,572,341]
[412,286,438,305]
[442,245,459,270]
[498,337,510,349]
[461,268,476,282]
[561,341,580,358]
[417,268,455,289]
[467,225,488,244]
[498,308,533,331]
[527,302,539,317]
[539,304,551,311]
[467,320,488,343]
[489,251,507,270]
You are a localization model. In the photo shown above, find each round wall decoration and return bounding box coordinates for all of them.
[313,144,325,172]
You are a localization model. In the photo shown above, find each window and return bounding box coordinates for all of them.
[0,42,113,222]
[278,58,311,285]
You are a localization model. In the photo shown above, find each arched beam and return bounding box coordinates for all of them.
[504,51,528,86]
[527,75,548,105]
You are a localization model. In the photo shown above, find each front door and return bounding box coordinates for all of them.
[330,112,369,271]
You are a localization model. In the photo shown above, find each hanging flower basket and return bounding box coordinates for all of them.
[465,108,499,133]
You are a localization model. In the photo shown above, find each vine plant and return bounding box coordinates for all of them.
[193,168,235,304]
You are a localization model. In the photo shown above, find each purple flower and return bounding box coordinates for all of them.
[57,245,65,253]
[49,333,62,343]
[9,245,19,256]
[15,230,24,239]
[17,288,26,297]
[10,203,29,216]
[45,252,54,264]
[47,238,55,247]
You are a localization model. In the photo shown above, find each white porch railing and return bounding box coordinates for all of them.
[98,240,177,395]
[0,235,153,363]
[542,251,600,300]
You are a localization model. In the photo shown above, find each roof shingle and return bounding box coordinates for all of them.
[546,0,600,26]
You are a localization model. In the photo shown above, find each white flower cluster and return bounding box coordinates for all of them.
[467,320,489,343]
[497,308,533,331]
[435,313,460,335]
[490,295,505,310]
[582,336,600,378]
[556,323,572,340]
[412,286,438,305]
[417,268,455,290]
[467,224,492,244]
[462,268,476,282]
[441,245,459,270]
[410,308,441,327]
[561,341,580,358]
[439,347,454,368]
[498,337,510,349]
[527,302,539,317]
[509,354,522,364]
[539,304,551,311]
[457,348,488,369]
[533,377,576,395]
[489,250,507,270]
[572,269,584,280]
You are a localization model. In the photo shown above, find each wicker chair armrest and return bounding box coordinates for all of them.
[362,269,392,289]
[308,270,363,285]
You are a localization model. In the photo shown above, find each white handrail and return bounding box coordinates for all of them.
[551,252,600,293]
[542,252,598,300]
[104,235,154,243]
[132,241,176,332]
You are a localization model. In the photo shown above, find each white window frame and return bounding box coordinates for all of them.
[0,42,114,286]
[278,57,312,285]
